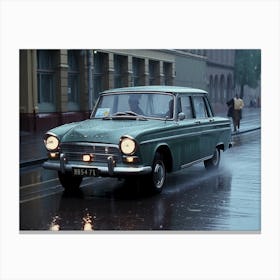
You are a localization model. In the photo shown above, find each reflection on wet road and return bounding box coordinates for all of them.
[20,130,260,231]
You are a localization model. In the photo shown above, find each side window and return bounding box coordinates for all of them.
[180,96,194,119]
[193,96,209,118]
[204,97,213,117]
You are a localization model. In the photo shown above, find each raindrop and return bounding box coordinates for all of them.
[187,207,201,212]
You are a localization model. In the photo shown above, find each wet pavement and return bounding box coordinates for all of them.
[20,130,261,231]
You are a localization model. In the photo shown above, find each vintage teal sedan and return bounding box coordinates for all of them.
[43,86,232,193]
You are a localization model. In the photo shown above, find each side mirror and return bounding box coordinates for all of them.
[178,112,185,121]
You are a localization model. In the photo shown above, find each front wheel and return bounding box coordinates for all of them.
[58,171,83,192]
[204,148,221,170]
[148,153,166,194]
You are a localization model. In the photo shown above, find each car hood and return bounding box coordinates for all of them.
[58,118,172,144]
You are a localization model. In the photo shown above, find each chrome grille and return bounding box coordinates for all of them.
[60,143,122,163]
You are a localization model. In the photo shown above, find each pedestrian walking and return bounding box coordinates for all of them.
[227,94,244,132]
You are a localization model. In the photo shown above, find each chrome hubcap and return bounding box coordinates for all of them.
[213,149,220,165]
[153,162,165,189]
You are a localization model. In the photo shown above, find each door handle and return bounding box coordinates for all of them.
[209,118,215,123]
[195,121,201,124]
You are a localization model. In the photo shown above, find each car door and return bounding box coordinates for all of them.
[192,95,216,159]
[177,95,201,166]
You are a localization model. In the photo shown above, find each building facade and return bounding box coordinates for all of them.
[20,49,176,132]
[172,49,207,90]
[206,49,235,106]
[20,49,237,133]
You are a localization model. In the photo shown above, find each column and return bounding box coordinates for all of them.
[107,52,114,89]
[123,55,133,87]
[56,50,68,113]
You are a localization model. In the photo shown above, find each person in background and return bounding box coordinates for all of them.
[227,94,244,132]
[128,95,144,115]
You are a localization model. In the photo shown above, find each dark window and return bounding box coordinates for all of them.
[203,97,213,117]
[68,50,80,110]
[132,58,142,86]
[149,60,157,85]
[192,96,209,118]
[37,50,56,112]
[180,96,194,119]
[93,52,106,99]
[114,55,125,88]
[163,62,172,85]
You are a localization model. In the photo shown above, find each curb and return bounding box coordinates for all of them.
[231,126,261,136]
[20,158,47,168]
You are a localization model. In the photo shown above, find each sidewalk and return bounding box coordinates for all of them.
[217,107,261,135]
[20,107,261,168]
[20,131,46,167]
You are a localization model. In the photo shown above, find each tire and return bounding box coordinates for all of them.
[148,153,166,194]
[204,148,220,170]
[58,171,83,192]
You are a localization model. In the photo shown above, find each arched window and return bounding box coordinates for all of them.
[214,75,219,103]
[209,75,213,101]
[220,75,225,103]
[227,74,233,100]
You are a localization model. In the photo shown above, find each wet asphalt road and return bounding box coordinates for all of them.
[20,130,261,231]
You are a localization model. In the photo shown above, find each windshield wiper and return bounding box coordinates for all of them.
[115,111,139,116]
[103,111,147,120]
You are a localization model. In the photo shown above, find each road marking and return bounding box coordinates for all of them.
[20,176,108,190]
[20,189,63,204]
[20,177,113,203]
[20,178,59,190]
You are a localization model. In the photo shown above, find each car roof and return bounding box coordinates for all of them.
[100,85,207,95]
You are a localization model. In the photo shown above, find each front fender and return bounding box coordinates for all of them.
[46,122,81,140]
[139,141,173,172]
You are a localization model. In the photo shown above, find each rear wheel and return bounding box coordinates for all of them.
[148,153,166,194]
[204,148,220,170]
[58,171,83,192]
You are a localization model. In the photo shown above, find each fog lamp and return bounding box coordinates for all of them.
[50,152,58,158]
[123,156,139,163]
[83,154,93,162]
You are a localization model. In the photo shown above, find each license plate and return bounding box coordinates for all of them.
[72,168,98,177]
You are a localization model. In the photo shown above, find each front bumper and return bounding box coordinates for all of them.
[42,153,152,177]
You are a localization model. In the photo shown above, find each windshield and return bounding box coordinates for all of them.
[91,93,175,120]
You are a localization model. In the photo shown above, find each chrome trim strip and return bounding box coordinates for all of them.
[61,142,119,149]
[45,131,59,138]
[180,155,212,169]
[141,126,230,145]
[107,156,115,176]
[43,161,152,175]
[60,142,122,163]
[60,153,66,173]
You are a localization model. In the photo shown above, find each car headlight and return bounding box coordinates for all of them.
[44,135,60,151]
[120,137,136,155]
